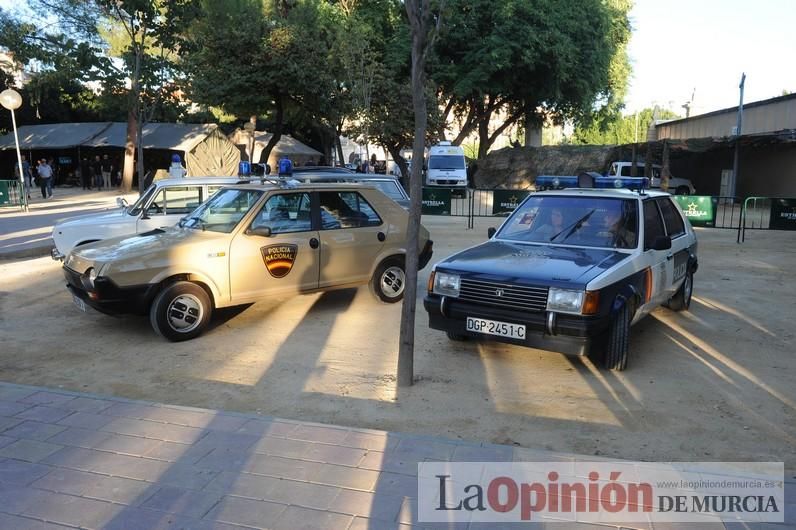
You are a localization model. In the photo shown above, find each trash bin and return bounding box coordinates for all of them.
[0,180,13,206]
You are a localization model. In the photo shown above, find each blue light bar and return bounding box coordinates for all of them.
[535,174,649,191]
[535,175,579,190]
[593,177,649,191]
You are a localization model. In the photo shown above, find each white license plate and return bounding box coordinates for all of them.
[466,317,525,339]
[72,295,87,312]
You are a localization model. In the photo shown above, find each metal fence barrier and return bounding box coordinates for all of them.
[0,179,24,208]
[737,196,796,243]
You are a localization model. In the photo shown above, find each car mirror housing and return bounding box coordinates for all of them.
[487,227,496,239]
[116,197,128,208]
[246,226,272,238]
[651,235,672,251]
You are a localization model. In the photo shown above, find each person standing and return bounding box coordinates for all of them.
[37,159,53,198]
[277,155,293,178]
[101,154,112,189]
[80,157,92,190]
[168,153,187,179]
[92,155,103,190]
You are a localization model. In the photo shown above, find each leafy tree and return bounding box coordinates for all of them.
[432,0,631,159]
[572,107,680,145]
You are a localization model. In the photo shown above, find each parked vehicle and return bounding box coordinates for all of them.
[63,182,433,341]
[425,141,467,193]
[424,174,697,371]
[51,177,242,260]
[291,172,410,210]
[607,161,695,195]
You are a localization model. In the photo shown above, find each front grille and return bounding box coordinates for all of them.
[458,278,548,312]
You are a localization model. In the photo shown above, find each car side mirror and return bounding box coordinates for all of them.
[246,226,272,238]
[651,235,672,251]
[116,197,128,208]
[487,227,496,239]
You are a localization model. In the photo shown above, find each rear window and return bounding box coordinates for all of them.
[656,197,686,237]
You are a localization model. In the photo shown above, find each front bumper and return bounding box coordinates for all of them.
[64,266,157,316]
[51,247,64,261]
[423,294,611,356]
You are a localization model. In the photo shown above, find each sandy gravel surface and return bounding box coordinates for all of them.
[1,216,794,470]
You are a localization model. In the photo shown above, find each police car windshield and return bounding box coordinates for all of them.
[497,196,639,249]
[182,188,264,233]
[128,184,156,216]
[428,156,465,170]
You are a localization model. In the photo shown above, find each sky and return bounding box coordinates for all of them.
[3,0,795,119]
[625,0,796,115]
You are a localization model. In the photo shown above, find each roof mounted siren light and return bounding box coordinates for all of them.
[535,173,650,193]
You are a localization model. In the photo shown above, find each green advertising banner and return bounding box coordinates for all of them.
[492,190,531,215]
[769,198,796,231]
[421,187,452,215]
[673,195,715,227]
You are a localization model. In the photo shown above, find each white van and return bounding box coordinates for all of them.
[607,161,695,195]
[51,176,242,259]
[425,141,467,192]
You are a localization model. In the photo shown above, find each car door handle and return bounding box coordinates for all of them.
[666,254,674,261]
[309,238,319,249]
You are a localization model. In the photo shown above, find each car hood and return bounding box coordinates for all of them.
[56,208,130,228]
[437,240,630,288]
[65,227,227,273]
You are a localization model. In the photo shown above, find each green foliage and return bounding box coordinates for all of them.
[572,107,681,145]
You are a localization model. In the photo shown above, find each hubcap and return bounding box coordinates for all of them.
[380,266,405,299]
[166,294,203,333]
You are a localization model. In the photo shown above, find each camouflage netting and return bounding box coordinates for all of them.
[472,145,624,189]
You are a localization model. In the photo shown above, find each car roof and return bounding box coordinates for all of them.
[228,182,379,192]
[533,188,671,200]
[153,176,241,187]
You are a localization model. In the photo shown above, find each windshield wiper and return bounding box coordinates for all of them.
[550,209,595,243]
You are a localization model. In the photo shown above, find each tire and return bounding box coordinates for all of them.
[667,271,693,311]
[603,302,631,371]
[370,258,406,303]
[149,281,213,342]
[446,331,468,341]
[675,186,690,195]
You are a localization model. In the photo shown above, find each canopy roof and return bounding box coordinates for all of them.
[0,122,220,152]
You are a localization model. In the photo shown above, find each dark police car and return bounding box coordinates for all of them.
[424,175,698,370]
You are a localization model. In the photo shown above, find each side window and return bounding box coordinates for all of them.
[251,193,312,234]
[656,198,686,238]
[319,191,382,230]
[620,166,631,177]
[146,189,166,216]
[162,186,202,215]
[643,200,666,250]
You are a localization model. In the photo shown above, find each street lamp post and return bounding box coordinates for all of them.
[0,88,28,212]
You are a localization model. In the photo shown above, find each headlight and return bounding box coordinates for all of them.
[88,267,98,286]
[433,271,460,297]
[546,288,584,314]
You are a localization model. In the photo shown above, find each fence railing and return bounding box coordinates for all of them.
[737,197,796,243]
[0,179,24,209]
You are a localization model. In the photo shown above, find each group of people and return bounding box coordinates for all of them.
[79,154,120,191]
[15,156,55,199]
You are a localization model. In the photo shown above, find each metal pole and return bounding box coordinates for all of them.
[10,108,28,212]
[731,73,745,199]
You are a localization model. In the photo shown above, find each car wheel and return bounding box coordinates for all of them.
[667,271,693,311]
[603,302,631,371]
[370,258,405,303]
[675,186,690,195]
[150,281,212,342]
[446,331,468,341]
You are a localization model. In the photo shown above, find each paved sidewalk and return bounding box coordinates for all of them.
[0,382,791,530]
[0,187,138,260]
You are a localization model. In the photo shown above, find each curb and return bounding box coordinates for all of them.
[0,242,53,261]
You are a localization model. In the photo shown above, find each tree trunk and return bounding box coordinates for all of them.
[644,142,653,183]
[335,123,345,166]
[399,0,437,388]
[386,143,409,189]
[260,96,284,165]
[122,108,138,193]
[630,144,638,177]
[661,140,670,191]
[476,100,491,160]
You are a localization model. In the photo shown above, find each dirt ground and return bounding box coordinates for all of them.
[1,216,795,470]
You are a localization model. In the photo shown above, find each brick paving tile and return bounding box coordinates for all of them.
[0,439,64,462]
[141,485,224,519]
[2,420,68,442]
[18,391,76,408]
[14,406,73,424]
[203,495,287,529]
[31,467,153,505]
[0,512,73,530]
[21,490,127,528]
[272,505,353,530]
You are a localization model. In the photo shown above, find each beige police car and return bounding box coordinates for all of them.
[63,181,433,341]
